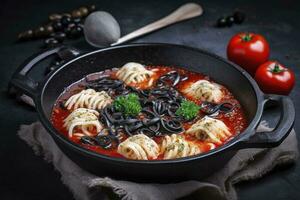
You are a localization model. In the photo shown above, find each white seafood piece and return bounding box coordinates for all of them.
[184,80,222,103]
[116,62,154,84]
[63,108,102,138]
[117,134,159,160]
[64,89,112,110]
[160,134,201,159]
[186,116,231,144]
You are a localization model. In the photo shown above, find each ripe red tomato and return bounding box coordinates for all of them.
[227,33,270,76]
[255,61,295,95]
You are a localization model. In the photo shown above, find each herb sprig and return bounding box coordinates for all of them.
[175,100,200,120]
[113,93,142,117]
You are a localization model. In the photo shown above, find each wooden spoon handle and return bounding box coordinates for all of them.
[111,3,203,46]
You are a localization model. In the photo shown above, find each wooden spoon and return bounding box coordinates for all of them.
[111,3,203,46]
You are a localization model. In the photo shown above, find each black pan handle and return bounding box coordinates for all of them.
[9,46,80,99]
[237,94,295,149]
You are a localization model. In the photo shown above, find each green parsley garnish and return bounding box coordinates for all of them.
[175,100,200,120]
[113,93,142,116]
[178,143,185,152]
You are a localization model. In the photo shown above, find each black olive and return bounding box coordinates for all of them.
[216,17,227,27]
[68,25,83,38]
[233,11,245,24]
[52,21,63,31]
[226,16,235,27]
[50,32,66,42]
[73,17,82,24]
[60,16,72,26]
[44,37,60,47]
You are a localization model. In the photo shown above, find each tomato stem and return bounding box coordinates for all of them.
[241,33,252,42]
[271,63,285,73]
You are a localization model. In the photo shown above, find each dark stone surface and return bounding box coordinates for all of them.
[0,0,299,199]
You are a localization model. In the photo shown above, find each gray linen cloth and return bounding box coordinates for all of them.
[18,121,298,200]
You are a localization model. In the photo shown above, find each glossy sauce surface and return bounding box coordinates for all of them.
[51,66,248,159]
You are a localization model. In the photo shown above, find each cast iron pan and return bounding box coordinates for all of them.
[9,43,295,182]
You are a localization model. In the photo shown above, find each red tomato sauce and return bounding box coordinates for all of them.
[51,66,248,159]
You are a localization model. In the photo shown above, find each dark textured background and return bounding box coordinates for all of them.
[0,0,299,199]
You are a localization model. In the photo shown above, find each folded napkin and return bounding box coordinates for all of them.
[18,121,298,200]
